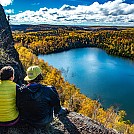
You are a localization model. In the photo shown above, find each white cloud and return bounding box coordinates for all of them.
[0,0,13,6]
[32,3,40,6]
[5,9,14,14]
[10,0,134,26]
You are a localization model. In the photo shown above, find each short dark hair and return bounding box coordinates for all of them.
[0,66,14,80]
[29,74,43,83]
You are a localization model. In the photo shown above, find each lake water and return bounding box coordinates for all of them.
[38,48,134,122]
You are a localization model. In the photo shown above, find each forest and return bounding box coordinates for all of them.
[13,27,134,134]
[13,27,134,60]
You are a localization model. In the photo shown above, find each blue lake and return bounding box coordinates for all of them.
[38,48,134,122]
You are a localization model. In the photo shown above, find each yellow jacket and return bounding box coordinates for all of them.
[0,80,19,122]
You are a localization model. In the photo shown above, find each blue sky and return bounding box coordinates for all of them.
[0,0,134,26]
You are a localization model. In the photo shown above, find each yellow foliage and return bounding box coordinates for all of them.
[14,28,134,133]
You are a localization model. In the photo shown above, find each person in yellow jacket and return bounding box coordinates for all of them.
[0,66,19,126]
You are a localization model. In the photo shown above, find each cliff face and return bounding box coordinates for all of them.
[0,4,24,84]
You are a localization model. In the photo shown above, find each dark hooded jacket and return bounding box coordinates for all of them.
[17,83,61,127]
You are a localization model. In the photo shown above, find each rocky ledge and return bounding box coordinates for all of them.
[0,112,119,134]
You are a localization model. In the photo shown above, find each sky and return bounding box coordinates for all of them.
[0,0,134,26]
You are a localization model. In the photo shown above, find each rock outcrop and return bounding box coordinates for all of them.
[0,112,119,134]
[0,4,24,84]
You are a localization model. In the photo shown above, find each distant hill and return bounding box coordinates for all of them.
[10,24,124,32]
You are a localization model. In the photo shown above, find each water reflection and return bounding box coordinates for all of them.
[39,48,134,122]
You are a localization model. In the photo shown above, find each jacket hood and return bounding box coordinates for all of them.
[27,83,41,93]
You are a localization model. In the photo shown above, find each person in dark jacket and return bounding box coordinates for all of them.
[17,66,67,128]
